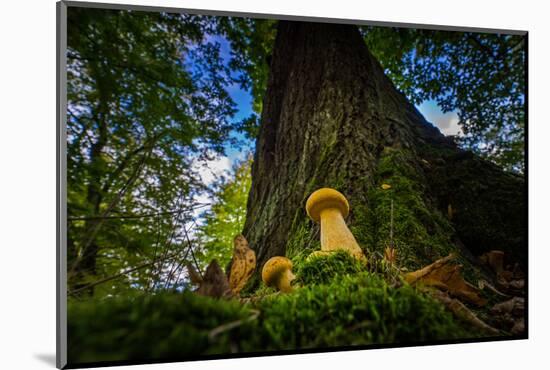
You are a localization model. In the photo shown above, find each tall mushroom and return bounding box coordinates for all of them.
[306,188,365,259]
[262,256,295,293]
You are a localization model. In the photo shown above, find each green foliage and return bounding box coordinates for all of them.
[362,27,525,172]
[66,8,238,295]
[196,157,253,268]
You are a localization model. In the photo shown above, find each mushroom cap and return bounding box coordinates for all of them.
[262,256,293,287]
[306,188,349,223]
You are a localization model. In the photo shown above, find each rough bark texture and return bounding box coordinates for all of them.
[243,21,525,277]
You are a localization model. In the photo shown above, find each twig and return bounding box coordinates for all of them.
[68,250,185,296]
[69,148,152,277]
[208,309,260,341]
[162,218,196,290]
[68,204,210,221]
[390,198,394,248]
[430,290,500,335]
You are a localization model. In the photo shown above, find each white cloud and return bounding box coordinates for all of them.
[190,155,233,223]
[436,114,463,136]
[192,155,232,186]
[417,101,463,137]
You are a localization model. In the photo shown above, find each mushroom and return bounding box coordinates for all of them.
[261,256,295,293]
[306,188,365,259]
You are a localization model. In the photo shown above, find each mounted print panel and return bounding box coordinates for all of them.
[57,1,527,368]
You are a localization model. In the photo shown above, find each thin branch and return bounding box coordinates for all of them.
[68,249,185,296]
[68,203,210,221]
[208,309,260,341]
[162,220,196,289]
[69,147,152,277]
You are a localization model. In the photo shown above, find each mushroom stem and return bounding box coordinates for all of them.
[306,188,364,259]
[319,208,361,255]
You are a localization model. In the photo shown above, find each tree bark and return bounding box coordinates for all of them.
[243,21,525,275]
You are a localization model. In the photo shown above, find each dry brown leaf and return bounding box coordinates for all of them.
[228,235,256,295]
[478,279,509,297]
[404,253,487,306]
[491,297,524,317]
[480,250,505,275]
[384,246,397,264]
[404,253,455,285]
[196,259,233,299]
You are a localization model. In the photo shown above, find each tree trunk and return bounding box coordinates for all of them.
[243,21,525,278]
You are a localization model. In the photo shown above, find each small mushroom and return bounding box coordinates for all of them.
[262,256,295,293]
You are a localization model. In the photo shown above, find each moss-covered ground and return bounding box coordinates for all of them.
[68,252,490,365]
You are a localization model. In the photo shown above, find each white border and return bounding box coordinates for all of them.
[2,0,548,369]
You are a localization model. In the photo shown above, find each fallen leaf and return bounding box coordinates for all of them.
[480,250,505,276]
[491,297,524,317]
[478,279,509,297]
[384,246,397,264]
[196,259,233,299]
[404,253,486,306]
[228,235,256,295]
[404,253,455,285]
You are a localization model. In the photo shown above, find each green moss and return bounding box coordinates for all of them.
[295,250,365,285]
[253,272,477,350]
[285,221,320,261]
[67,291,256,363]
[68,271,482,364]
[351,147,456,270]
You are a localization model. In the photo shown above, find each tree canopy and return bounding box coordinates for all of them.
[363,27,525,172]
[66,8,237,295]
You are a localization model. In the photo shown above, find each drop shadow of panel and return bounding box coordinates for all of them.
[34,353,57,367]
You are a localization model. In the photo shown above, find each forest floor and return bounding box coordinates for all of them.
[67,250,525,366]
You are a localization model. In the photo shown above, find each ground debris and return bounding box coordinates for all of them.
[429,290,499,335]
[191,259,233,299]
[489,297,525,335]
[404,253,486,306]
